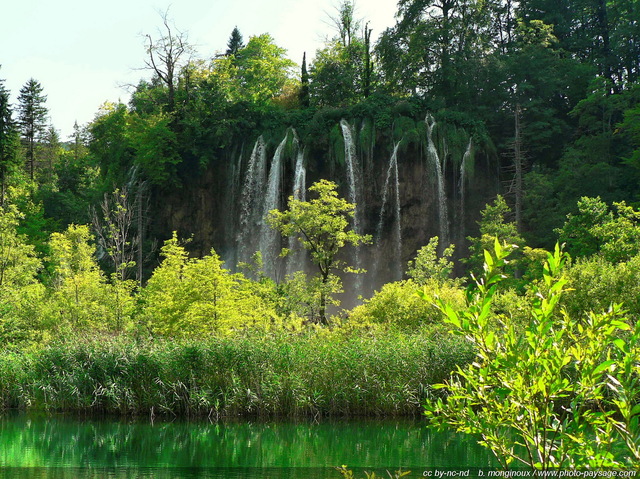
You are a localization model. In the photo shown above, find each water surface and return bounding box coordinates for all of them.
[0,414,496,478]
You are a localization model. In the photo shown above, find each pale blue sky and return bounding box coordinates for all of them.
[1,0,398,138]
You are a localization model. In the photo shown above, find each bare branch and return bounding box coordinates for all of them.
[92,187,139,281]
[140,8,193,112]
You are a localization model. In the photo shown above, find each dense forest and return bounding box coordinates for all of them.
[1,0,640,470]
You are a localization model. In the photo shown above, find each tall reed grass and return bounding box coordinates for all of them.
[0,331,473,417]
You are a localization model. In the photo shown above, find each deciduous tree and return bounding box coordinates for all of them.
[557,196,640,263]
[233,34,297,105]
[0,205,40,291]
[268,179,371,324]
[143,11,192,113]
[88,102,134,186]
[91,187,138,280]
[141,233,277,337]
[49,224,135,332]
[310,1,371,106]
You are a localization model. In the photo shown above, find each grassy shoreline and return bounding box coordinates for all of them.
[0,331,473,418]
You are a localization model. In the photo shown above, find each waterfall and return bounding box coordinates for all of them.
[392,143,402,280]
[238,136,267,265]
[286,145,307,277]
[375,142,403,282]
[259,131,289,276]
[232,147,244,213]
[292,149,306,203]
[340,119,365,294]
[459,138,472,243]
[425,114,449,250]
[224,148,244,265]
[340,120,361,221]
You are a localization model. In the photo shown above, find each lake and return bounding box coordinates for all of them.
[0,414,497,478]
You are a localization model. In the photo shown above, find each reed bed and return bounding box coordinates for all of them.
[0,331,473,417]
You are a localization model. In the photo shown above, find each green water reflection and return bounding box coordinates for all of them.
[0,414,497,478]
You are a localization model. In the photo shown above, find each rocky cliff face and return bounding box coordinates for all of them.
[150,116,500,298]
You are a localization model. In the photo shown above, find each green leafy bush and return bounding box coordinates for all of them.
[406,236,456,285]
[563,254,640,323]
[140,233,278,337]
[558,196,640,263]
[424,241,640,469]
[348,279,464,331]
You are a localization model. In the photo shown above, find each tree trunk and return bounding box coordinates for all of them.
[596,0,615,92]
[319,271,329,325]
[363,23,372,98]
[28,136,35,180]
[439,0,453,103]
[514,104,523,234]
[0,169,5,207]
[137,183,144,287]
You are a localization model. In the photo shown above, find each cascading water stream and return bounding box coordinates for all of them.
[340,120,361,223]
[375,142,403,282]
[286,144,307,277]
[425,114,449,250]
[224,148,244,265]
[340,119,365,295]
[232,147,244,215]
[259,131,290,277]
[237,136,267,265]
[292,151,306,202]
[392,143,402,280]
[459,138,472,242]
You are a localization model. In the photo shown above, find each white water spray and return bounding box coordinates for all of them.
[340,119,365,295]
[425,114,449,250]
[238,136,267,264]
[259,131,290,275]
[286,144,307,276]
[459,138,472,241]
[375,142,403,282]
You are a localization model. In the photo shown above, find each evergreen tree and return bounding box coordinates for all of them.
[299,52,310,107]
[70,121,88,161]
[17,78,48,180]
[41,125,60,183]
[363,22,373,98]
[225,26,245,57]
[0,76,20,206]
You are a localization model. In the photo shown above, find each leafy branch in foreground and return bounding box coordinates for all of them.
[335,465,411,479]
[422,240,640,469]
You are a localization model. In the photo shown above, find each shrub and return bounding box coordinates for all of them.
[563,254,640,323]
[348,279,464,331]
[424,242,640,469]
[139,233,278,337]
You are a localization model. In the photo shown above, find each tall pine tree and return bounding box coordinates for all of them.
[0,75,20,206]
[225,27,245,57]
[299,52,310,107]
[17,78,48,180]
